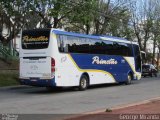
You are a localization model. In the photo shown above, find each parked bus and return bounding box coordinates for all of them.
[19,29,142,90]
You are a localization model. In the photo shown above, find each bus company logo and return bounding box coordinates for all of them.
[30,65,38,70]
[61,56,67,63]
[23,36,48,42]
[92,56,118,65]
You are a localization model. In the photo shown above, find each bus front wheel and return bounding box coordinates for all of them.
[79,75,89,91]
[125,74,132,85]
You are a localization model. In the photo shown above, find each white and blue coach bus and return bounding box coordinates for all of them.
[19,29,142,90]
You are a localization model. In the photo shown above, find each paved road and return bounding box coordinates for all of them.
[0,77,160,115]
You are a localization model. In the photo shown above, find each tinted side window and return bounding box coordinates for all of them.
[74,37,90,53]
[118,43,133,56]
[103,41,114,55]
[57,35,133,57]
[90,39,105,54]
[102,41,133,56]
[58,35,90,53]
[58,35,68,52]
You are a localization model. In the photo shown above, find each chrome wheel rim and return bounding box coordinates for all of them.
[128,75,131,83]
[81,78,87,89]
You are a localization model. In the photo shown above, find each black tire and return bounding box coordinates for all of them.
[125,74,132,85]
[150,73,153,77]
[155,73,157,77]
[79,75,89,91]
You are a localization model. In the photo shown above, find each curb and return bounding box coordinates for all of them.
[84,96,160,114]
[57,97,160,120]
[111,97,160,110]
[0,85,27,90]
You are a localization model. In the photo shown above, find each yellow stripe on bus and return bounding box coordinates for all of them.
[123,57,136,74]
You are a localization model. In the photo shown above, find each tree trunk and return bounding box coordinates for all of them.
[152,37,156,65]
[143,31,150,52]
[135,32,143,51]
[53,17,59,28]
[85,24,90,35]
[94,20,99,35]
[133,22,143,50]
[157,46,160,70]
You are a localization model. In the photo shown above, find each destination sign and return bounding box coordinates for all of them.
[23,36,48,42]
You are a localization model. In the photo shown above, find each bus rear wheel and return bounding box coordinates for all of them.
[125,74,132,85]
[79,75,89,91]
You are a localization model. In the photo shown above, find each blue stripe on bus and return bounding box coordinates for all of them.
[70,54,133,82]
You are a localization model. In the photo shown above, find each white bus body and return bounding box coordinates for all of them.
[19,29,142,90]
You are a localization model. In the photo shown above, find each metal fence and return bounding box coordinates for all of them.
[0,41,19,61]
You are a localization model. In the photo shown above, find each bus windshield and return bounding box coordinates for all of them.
[22,29,50,49]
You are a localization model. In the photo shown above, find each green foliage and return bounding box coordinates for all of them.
[65,0,98,34]
[0,0,31,44]
[0,0,133,36]
[1,0,159,63]
[0,70,19,87]
[1,0,160,66]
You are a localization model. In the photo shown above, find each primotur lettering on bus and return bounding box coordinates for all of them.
[23,36,48,42]
[92,56,118,65]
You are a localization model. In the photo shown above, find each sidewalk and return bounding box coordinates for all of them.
[66,97,160,120]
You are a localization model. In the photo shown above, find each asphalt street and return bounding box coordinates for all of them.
[0,76,160,115]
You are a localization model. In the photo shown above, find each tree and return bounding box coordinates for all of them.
[64,0,133,36]
[64,0,98,34]
[30,0,68,28]
[0,0,33,44]
[128,0,160,54]
[92,0,132,38]
[150,0,160,66]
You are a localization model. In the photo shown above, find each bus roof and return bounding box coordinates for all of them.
[23,29,130,43]
[23,29,131,44]
[52,29,131,44]
[52,29,101,39]
[101,35,127,41]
